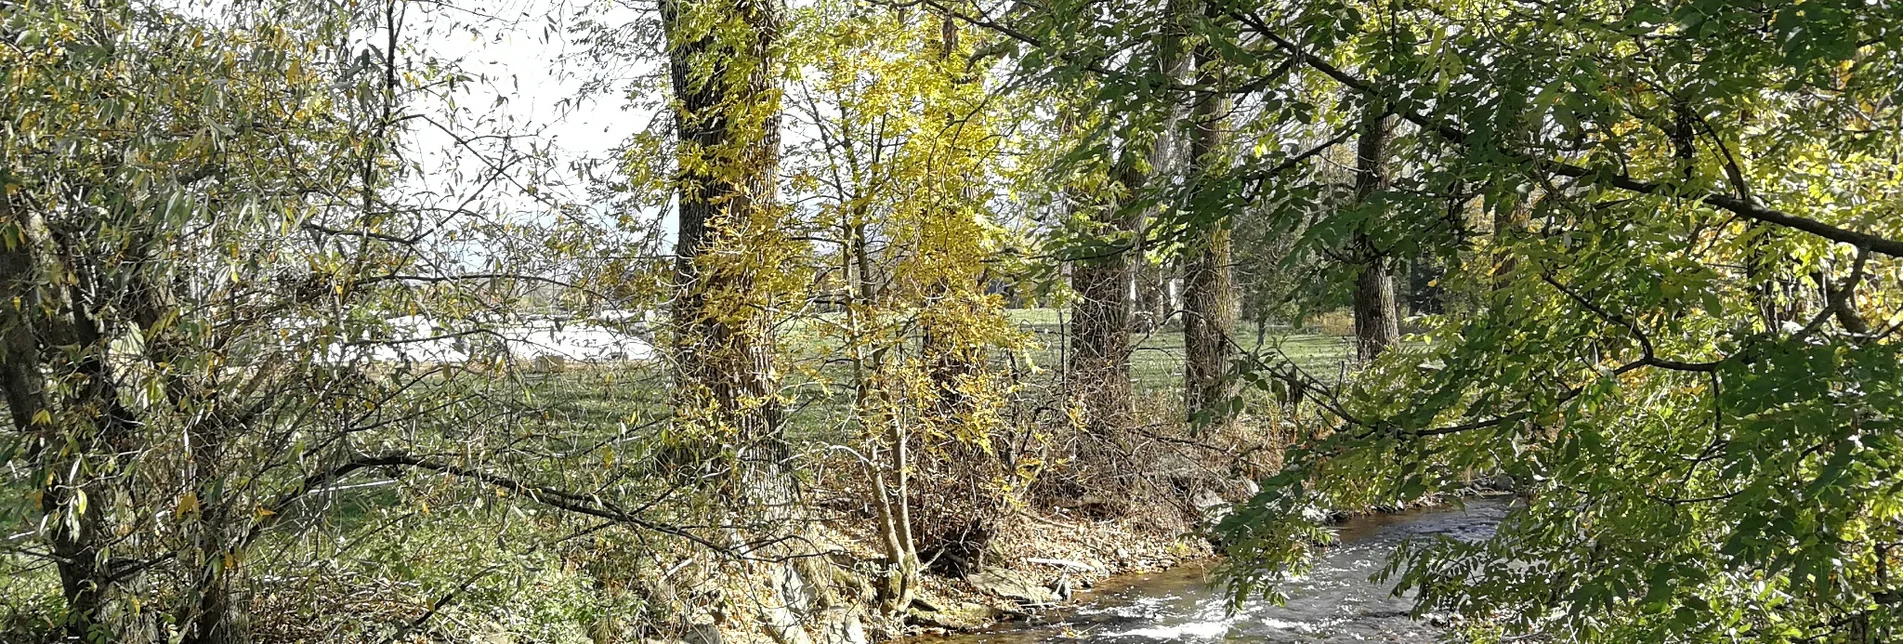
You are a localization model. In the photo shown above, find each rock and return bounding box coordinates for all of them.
[772,562,815,614]
[1193,489,1233,525]
[817,612,867,644]
[909,595,944,613]
[966,569,1060,606]
[758,565,817,644]
[905,601,1001,630]
[683,624,723,644]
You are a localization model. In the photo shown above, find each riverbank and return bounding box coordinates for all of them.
[890,505,1218,637]
[887,489,1521,640]
[910,497,1514,643]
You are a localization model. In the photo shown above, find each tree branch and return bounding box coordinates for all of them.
[250,454,737,556]
[1232,11,1903,258]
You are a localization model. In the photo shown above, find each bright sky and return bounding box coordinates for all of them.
[405,0,654,220]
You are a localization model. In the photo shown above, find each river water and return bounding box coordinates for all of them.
[926,497,1513,643]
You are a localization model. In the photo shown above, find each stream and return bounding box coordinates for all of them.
[926,497,1513,643]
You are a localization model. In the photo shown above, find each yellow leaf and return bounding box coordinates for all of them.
[177,491,199,516]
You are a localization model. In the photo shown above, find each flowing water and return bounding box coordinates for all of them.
[925,497,1513,643]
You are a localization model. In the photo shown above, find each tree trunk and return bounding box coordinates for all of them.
[1136,258,1170,330]
[3,206,131,637]
[662,0,791,506]
[0,203,46,438]
[1349,105,1399,361]
[1182,228,1236,433]
[843,205,918,614]
[56,305,132,638]
[1818,268,1873,334]
[1352,261,1400,360]
[1181,23,1237,435]
[1067,165,1137,437]
[1066,32,1163,432]
[0,209,94,638]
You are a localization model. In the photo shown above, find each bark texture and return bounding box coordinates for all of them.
[1,205,138,637]
[1352,261,1401,360]
[1350,106,1400,361]
[1067,166,1138,437]
[1182,29,1238,434]
[663,0,792,504]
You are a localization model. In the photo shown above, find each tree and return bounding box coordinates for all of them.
[1064,132,1140,439]
[960,0,1903,640]
[1348,105,1400,361]
[782,0,1025,613]
[1,2,715,640]
[660,0,797,505]
[0,3,382,636]
[1064,0,1191,439]
[1180,4,1239,435]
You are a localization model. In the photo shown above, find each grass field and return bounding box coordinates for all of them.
[1004,308,1354,395]
[503,307,1354,444]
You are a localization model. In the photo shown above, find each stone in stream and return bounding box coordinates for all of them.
[904,599,1004,631]
[965,569,1061,606]
[816,612,868,644]
[1192,488,1234,527]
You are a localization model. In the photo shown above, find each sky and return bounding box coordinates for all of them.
[399,0,834,260]
[406,0,654,219]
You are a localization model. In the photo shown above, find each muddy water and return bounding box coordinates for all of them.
[927,497,1513,643]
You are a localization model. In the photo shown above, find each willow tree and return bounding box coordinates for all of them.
[0,2,383,637]
[0,0,518,639]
